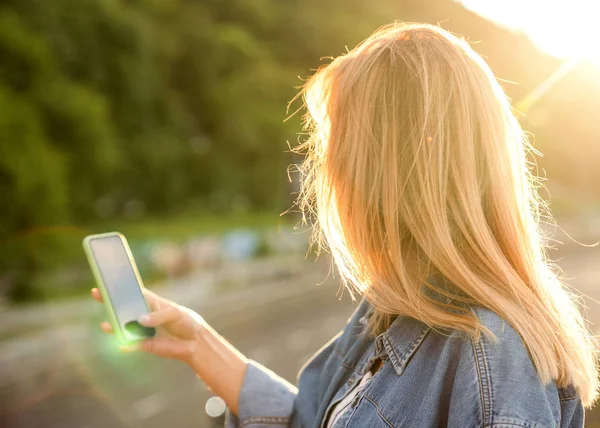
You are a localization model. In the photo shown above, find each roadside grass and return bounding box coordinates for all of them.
[6,210,296,305]
[90,210,291,242]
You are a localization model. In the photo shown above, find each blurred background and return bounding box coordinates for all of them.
[0,0,599,426]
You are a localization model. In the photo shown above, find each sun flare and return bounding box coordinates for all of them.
[460,0,600,64]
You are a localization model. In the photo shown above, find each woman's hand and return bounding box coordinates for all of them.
[91,287,205,365]
[91,287,248,415]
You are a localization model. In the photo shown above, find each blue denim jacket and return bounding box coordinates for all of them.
[227,299,583,427]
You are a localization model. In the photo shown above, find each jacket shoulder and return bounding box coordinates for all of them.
[452,306,583,428]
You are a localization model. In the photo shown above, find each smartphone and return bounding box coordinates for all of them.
[83,232,155,344]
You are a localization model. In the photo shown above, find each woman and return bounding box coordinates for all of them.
[92,23,597,427]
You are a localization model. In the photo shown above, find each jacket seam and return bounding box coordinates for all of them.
[332,346,345,359]
[240,416,290,427]
[382,334,401,370]
[382,325,430,375]
[484,420,546,428]
[339,360,363,375]
[558,394,579,402]
[471,337,493,427]
[480,340,494,418]
[363,394,394,428]
[485,424,534,428]
[398,327,431,364]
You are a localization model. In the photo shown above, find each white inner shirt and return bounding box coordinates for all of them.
[326,370,373,428]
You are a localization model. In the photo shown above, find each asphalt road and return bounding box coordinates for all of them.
[0,270,357,428]
[1,243,599,428]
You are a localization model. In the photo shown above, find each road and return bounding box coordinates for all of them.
[0,263,357,428]
[0,243,599,427]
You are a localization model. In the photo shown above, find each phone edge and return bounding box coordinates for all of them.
[82,232,136,344]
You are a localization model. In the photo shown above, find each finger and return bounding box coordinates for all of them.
[138,306,180,327]
[99,322,113,334]
[91,288,103,303]
[141,288,172,311]
[121,337,195,362]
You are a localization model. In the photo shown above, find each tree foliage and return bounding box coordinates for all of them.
[1,0,598,300]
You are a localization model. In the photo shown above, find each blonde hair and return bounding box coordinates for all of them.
[293,23,598,405]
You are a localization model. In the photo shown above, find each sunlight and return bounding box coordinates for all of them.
[460,0,600,64]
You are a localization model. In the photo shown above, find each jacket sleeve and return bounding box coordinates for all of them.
[226,360,298,428]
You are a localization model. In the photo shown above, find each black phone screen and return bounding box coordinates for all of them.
[89,235,155,340]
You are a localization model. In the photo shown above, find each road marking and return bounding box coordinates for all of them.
[132,393,167,420]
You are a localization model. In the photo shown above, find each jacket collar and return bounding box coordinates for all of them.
[375,315,431,376]
[368,276,456,376]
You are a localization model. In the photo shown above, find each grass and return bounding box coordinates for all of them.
[6,210,296,305]
[90,210,292,243]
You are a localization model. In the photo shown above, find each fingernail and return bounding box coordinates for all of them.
[138,315,150,325]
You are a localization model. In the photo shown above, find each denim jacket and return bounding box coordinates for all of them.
[227,299,583,428]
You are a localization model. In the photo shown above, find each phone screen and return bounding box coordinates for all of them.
[89,235,155,340]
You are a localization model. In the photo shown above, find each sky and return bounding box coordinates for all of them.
[459,0,600,63]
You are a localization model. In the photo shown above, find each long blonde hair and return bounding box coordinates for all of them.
[294,22,598,405]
